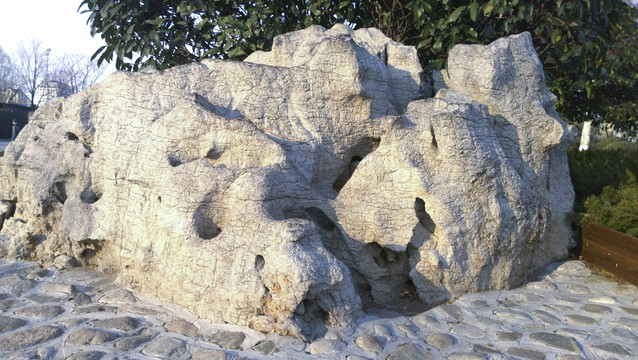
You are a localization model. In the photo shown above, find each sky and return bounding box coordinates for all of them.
[0,0,115,74]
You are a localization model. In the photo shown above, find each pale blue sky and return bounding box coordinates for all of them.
[0,0,107,58]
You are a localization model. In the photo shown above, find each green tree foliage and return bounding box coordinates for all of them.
[79,0,366,71]
[81,0,637,133]
[371,0,638,135]
[584,170,638,237]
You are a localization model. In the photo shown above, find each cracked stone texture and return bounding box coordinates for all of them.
[0,25,574,338]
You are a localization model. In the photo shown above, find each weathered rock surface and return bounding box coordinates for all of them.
[0,25,574,337]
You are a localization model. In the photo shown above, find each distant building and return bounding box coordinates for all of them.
[35,80,72,105]
[0,88,29,105]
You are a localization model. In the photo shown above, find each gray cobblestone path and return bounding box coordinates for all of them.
[0,259,636,359]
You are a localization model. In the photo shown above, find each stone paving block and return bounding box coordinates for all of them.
[253,339,279,355]
[64,350,104,360]
[191,349,228,360]
[355,334,383,353]
[73,292,92,306]
[441,304,465,322]
[566,285,590,295]
[589,296,617,304]
[530,332,581,352]
[620,306,638,316]
[496,331,522,342]
[0,325,63,351]
[164,319,198,337]
[612,284,637,296]
[26,268,49,280]
[142,336,187,359]
[40,282,77,295]
[609,327,638,342]
[446,352,488,360]
[65,328,120,346]
[0,315,26,333]
[307,339,347,354]
[14,305,64,318]
[471,300,488,309]
[531,310,561,324]
[450,324,485,339]
[98,288,136,304]
[426,333,456,350]
[58,318,86,329]
[564,314,599,326]
[26,293,66,303]
[115,328,155,351]
[206,330,246,350]
[581,304,611,315]
[591,342,631,356]
[473,343,501,355]
[610,316,638,329]
[507,346,546,360]
[90,316,140,331]
[72,304,118,314]
[386,343,431,360]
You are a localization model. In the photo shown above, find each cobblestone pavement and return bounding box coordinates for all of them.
[0,259,636,359]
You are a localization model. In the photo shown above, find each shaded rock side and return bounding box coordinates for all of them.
[0,25,574,337]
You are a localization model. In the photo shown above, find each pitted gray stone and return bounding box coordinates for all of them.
[387,343,432,360]
[581,303,611,315]
[14,305,64,318]
[89,316,139,331]
[355,334,384,353]
[530,332,580,352]
[0,316,26,333]
[65,328,120,346]
[142,336,187,359]
[0,325,63,351]
[426,332,456,350]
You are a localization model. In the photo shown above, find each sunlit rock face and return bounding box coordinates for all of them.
[0,25,574,338]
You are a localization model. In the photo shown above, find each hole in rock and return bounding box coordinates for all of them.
[205,147,223,161]
[415,198,436,234]
[292,298,329,340]
[83,144,93,158]
[332,137,380,193]
[167,154,182,167]
[304,207,335,231]
[26,233,46,247]
[54,182,67,204]
[255,255,265,272]
[193,203,222,240]
[0,200,16,220]
[76,239,104,266]
[430,126,438,149]
[360,242,430,315]
[66,132,79,141]
[80,187,102,204]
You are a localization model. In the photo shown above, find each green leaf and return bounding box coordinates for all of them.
[469,2,478,22]
[483,3,494,16]
[448,6,466,24]
[551,29,562,44]
[195,18,209,31]
[149,30,160,44]
[433,38,443,51]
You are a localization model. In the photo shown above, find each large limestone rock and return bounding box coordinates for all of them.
[0,25,575,338]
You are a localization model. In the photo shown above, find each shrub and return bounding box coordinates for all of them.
[584,170,638,237]
[568,144,638,213]
[595,137,638,152]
